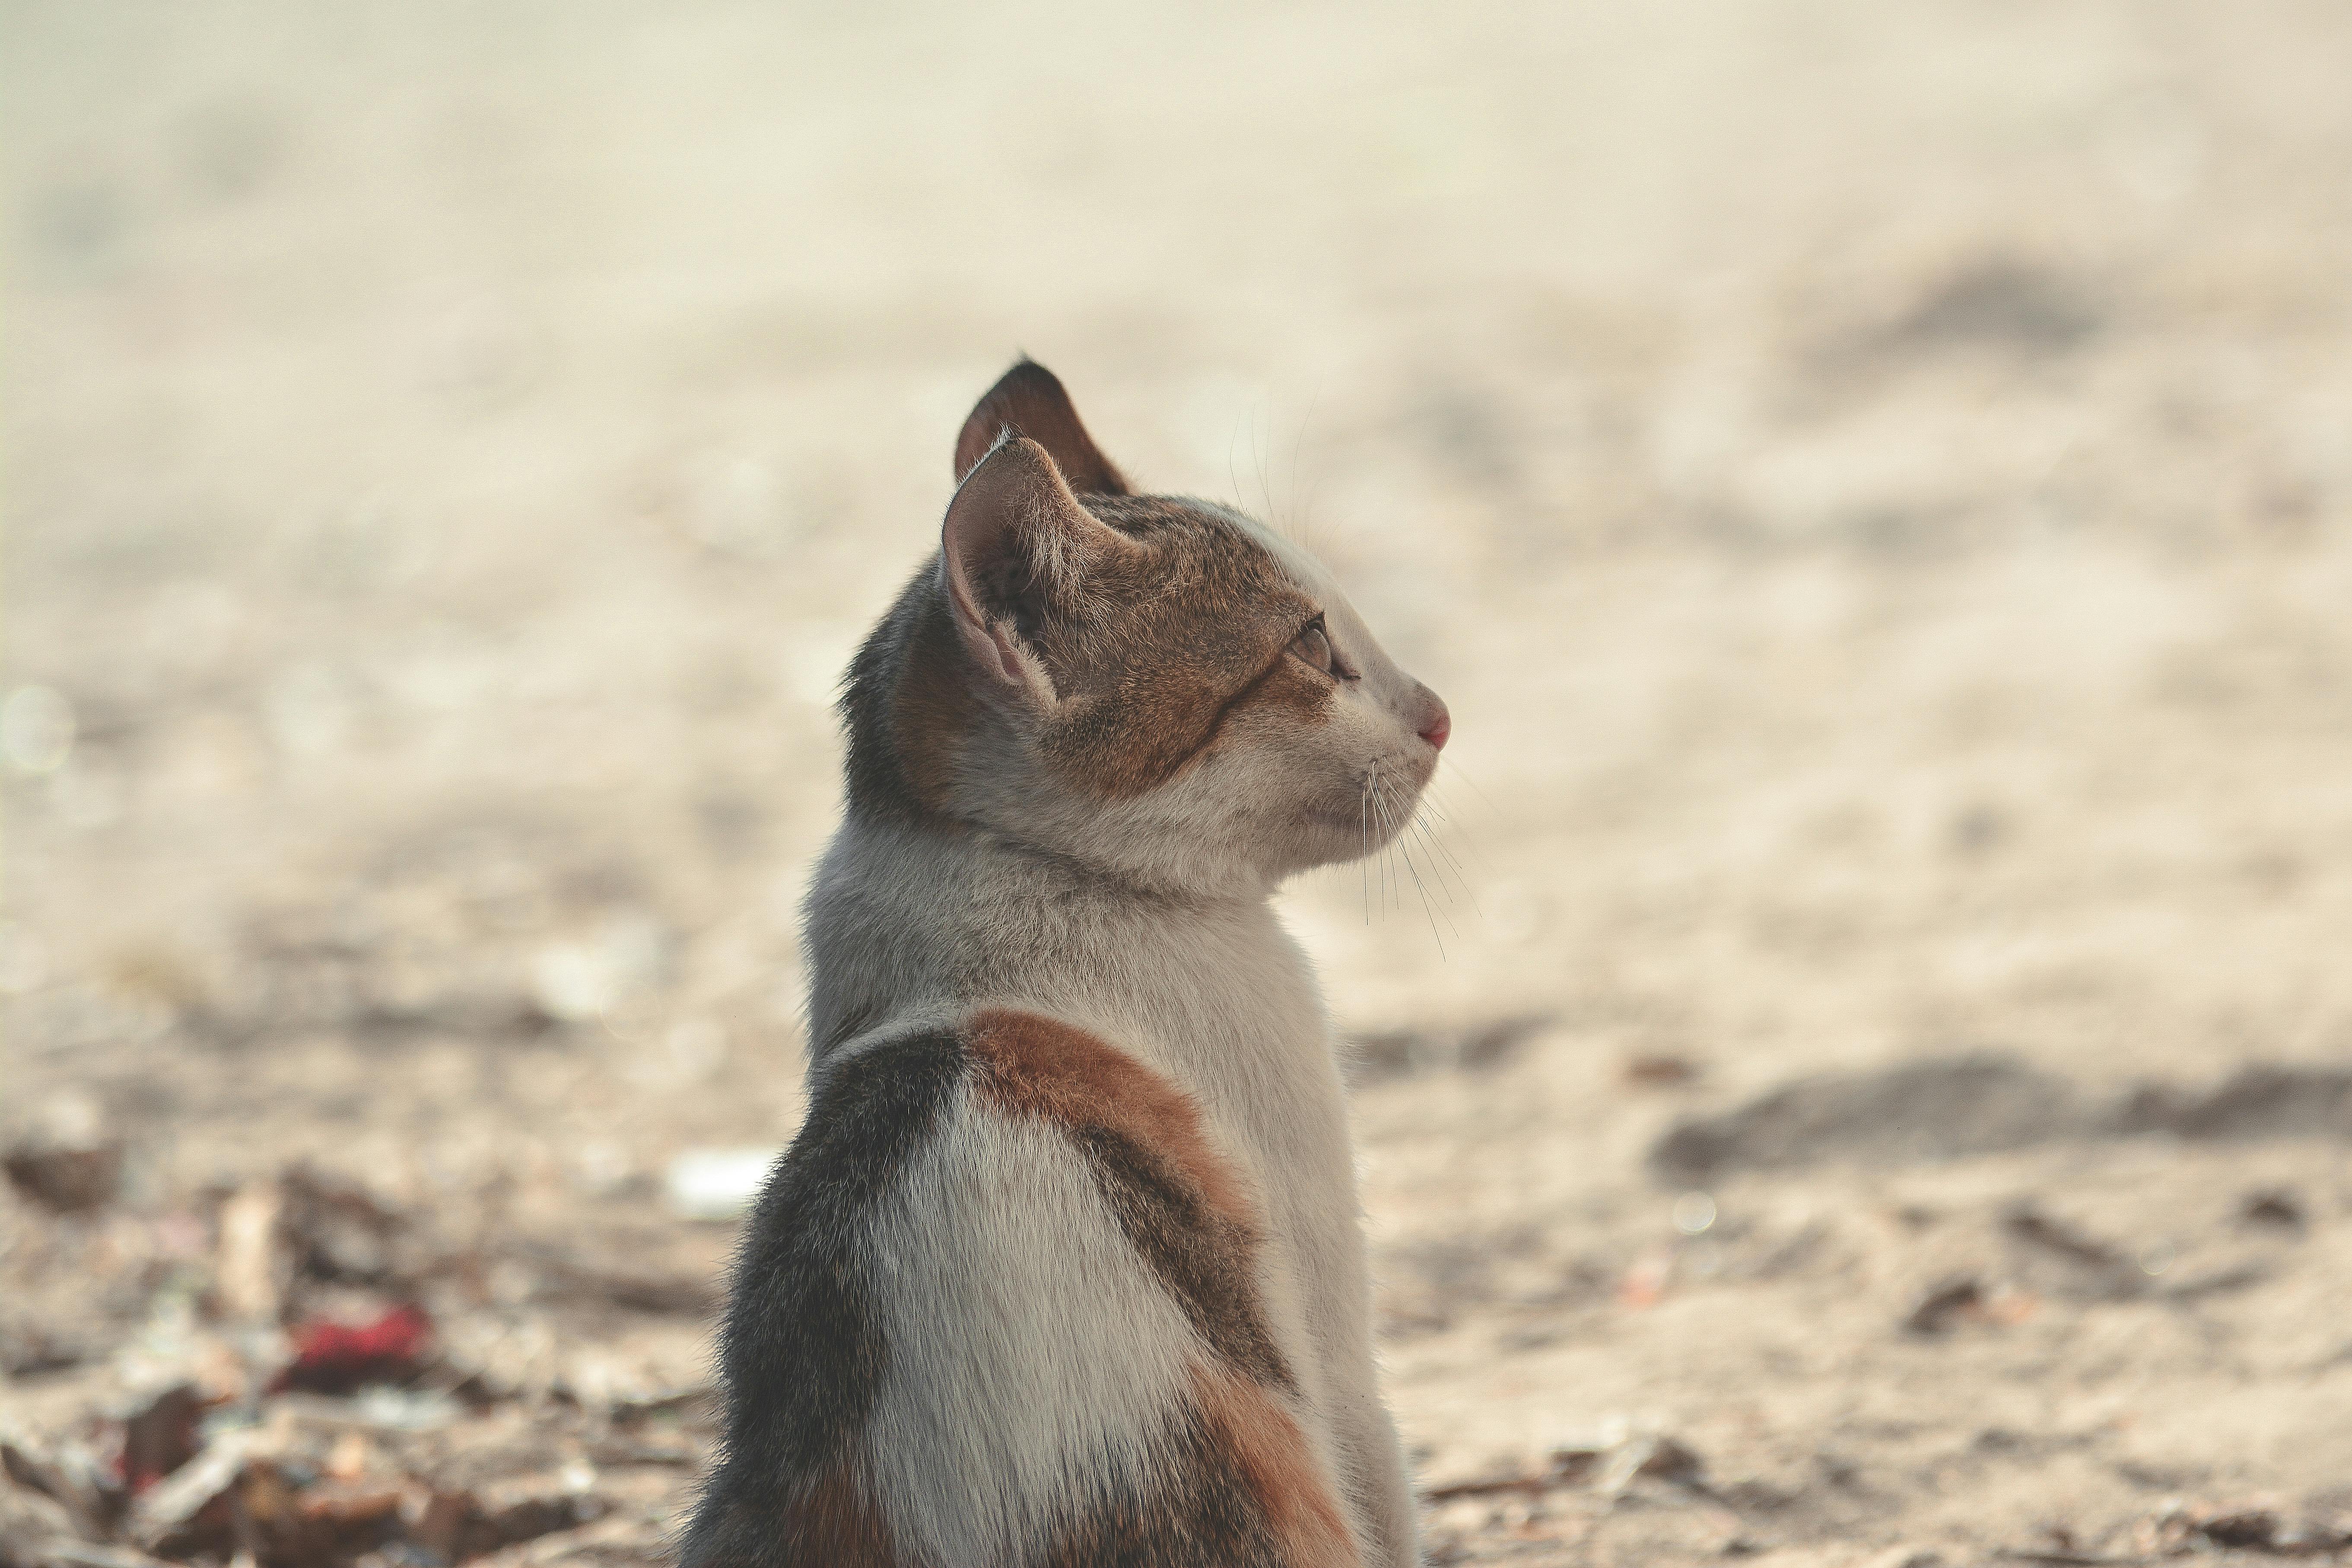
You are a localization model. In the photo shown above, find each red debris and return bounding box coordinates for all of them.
[271,1304,433,1394]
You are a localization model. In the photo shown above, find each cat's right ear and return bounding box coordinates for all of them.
[953,360,1130,496]
[940,433,1136,703]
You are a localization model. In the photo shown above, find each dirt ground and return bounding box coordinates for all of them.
[6,3,2351,1565]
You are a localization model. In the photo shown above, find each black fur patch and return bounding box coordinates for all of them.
[680,1030,966,1568]
[1071,1124,1294,1391]
[838,563,950,828]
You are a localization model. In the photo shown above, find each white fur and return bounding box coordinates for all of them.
[859,1082,1204,1565]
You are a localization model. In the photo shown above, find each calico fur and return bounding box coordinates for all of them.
[686,360,1447,1568]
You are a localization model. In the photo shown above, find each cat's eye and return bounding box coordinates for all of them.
[1289,620,1335,676]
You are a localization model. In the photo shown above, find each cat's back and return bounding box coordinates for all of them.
[687,995,1358,1568]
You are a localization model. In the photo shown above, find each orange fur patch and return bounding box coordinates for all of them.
[965,1008,1249,1222]
[966,1008,1295,1389]
[1190,1363,1362,1568]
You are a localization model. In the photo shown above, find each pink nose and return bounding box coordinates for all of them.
[1418,698,1451,752]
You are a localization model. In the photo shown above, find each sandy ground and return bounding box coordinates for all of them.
[6,3,2352,1565]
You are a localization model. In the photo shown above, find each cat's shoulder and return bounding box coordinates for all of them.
[801,1006,1233,1190]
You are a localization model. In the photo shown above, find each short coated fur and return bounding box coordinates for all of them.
[685,361,1450,1568]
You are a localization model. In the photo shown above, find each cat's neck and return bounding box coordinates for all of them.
[801,814,1304,1066]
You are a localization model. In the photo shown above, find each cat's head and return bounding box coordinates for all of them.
[842,360,1449,897]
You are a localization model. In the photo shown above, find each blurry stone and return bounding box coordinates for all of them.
[1620,1053,1699,1088]
[1883,258,2102,357]
[2237,1187,2305,1231]
[664,1148,778,1222]
[410,1479,609,1564]
[141,1453,351,1568]
[2002,1202,2147,1300]
[117,1383,204,1494]
[2111,1064,2352,1141]
[1421,1444,1602,1502]
[274,1387,461,1434]
[280,1165,407,1287]
[105,945,214,1027]
[1902,1276,1983,1336]
[2146,1502,2352,1556]
[0,1490,73,1562]
[1350,1014,1553,1084]
[1862,1550,1943,1568]
[531,1253,716,1319]
[322,1431,370,1483]
[4,1096,123,1215]
[1596,1431,1707,1497]
[1,1324,90,1378]
[127,1429,270,1554]
[531,915,667,1027]
[216,1180,287,1323]
[2,1438,105,1541]
[1947,803,2006,856]
[295,1480,407,1559]
[1650,1056,2089,1183]
[608,1387,713,1425]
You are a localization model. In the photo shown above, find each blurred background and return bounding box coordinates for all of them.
[5,4,2350,1566]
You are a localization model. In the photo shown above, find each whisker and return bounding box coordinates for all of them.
[1227,415,1249,515]
[1410,810,1472,908]
[1395,816,1450,954]
[1433,759,1503,819]
[1411,805,1475,895]
[1287,395,1321,555]
[1254,407,1276,529]
[1422,776,1499,874]
[1376,779,1403,916]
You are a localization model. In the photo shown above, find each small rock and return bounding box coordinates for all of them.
[2237,1187,2305,1230]
[411,1479,610,1563]
[1863,1549,1944,1568]
[1596,1432,1707,1496]
[3,1139,123,1214]
[1903,1276,1982,1335]
[117,1383,205,1494]
[1350,1015,1554,1084]
[1621,1053,1700,1088]
[665,1148,779,1222]
[215,1180,287,1323]
[127,1430,271,1553]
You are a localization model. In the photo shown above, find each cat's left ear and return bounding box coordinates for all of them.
[940,433,1139,702]
[953,359,1131,496]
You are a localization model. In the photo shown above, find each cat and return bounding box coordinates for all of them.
[682,360,1450,1568]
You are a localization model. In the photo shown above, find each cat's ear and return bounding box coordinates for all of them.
[940,433,1136,700]
[953,359,1131,497]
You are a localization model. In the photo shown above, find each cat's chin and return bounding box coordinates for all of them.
[1293,800,1418,865]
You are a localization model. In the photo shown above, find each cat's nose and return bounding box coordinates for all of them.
[1415,692,1451,752]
